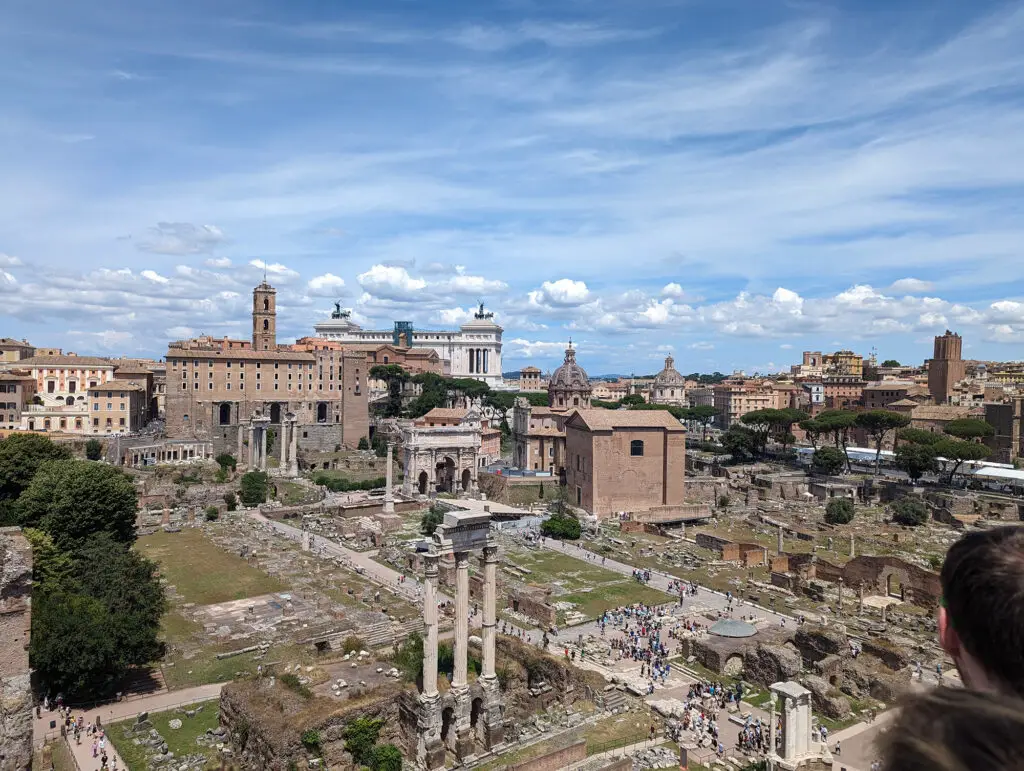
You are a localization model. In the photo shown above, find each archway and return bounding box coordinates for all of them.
[471,697,484,743]
[65,396,75,406]
[219,403,232,425]
[885,572,903,599]
[316,402,328,423]
[461,468,471,491]
[441,706,455,751]
[418,471,429,495]
[270,403,282,423]
[435,457,456,493]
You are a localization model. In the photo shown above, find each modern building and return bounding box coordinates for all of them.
[928,331,967,405]
[564,409,686,518]
[649,355,688,407]
[0,373,37,431]
[517,367,546,392]
[164,282,369,456]
[313,302,504,387]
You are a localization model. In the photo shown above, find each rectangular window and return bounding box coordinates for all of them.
[119,418,125,426]
[93,403,99,411]
[93,418,99,426]
[119,403,125,411]
[106,403,112,410]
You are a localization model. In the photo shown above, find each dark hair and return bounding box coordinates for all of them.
[941,525,1024,697]
[880,687,1024,771]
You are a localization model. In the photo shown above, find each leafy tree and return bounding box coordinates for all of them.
[85,439,103,461]
[717,494,730,509]
[393,632,424,684]
[815,410,858,471]
[855,410,912,475]
[895,443,939,483]
[205,505,219,521]
[24,529,76,595]
[370,364,411,417]
[774,408,809,451]
[943,418,995,441]
[223,491,237,511]
[892,497,929,526]
[369,743,404,771]
[721,424,757,460]
[881,359,901,367]
[541,511,581,540]
[620,393,645,407]
[357,436,370,450]
[812,447,846,476]
[685,405,720,442]
[239,471,270,506]
[934,437,992,483]
[31,591,121,697]
[740,409,778,454]
[215,453,236,471]
[591,399,621,410]
[420,505,445,535]
[0,434,72,524]
[824,497,855,525]
[799,418,825,450]
[344,717,385,767]
[522,392,551,408]
[17,460,137,550]
[898,427,944,446]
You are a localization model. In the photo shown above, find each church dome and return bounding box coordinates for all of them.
[550,344,590,390]
[654,355,685,386]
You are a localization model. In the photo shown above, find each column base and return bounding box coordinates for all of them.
[478,675,506,751]
[417,693,445,771]
[455,727,476,762]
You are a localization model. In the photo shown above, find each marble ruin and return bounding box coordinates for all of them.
[400,412,481,496]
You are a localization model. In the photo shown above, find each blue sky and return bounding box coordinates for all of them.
[2,0,1024,375]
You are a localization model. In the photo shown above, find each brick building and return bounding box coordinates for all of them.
[861,381,930,410]
[564,409,686,518]
[928,330,966,405]
[87,381,148,434]
[164,281,369,456]
[985,397,1024,463]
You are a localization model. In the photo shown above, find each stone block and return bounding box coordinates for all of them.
[802,674,851,719]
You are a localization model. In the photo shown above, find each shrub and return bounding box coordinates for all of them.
[541,511,581,540]
[310,473,386,493]
[300,729,321,751]
[223,491,237,512]
[357,437,370,450]
[204,505,219,521]
[812,447,847,476]
[215,453,236,471]
[344,717,384,766]
[717,494,730,508]
[239,471,270,506]
[892,498,929,527]
[281,673,313,699]
[214,468,227,484]
[420,505,445,536]
[369,743,403,771]
[342,636,364,654]
[85,439,103,461]
[824,497,854,525]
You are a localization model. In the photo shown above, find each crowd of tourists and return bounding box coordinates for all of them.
[44,698,118,770]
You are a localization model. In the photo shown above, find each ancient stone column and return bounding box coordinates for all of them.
[247,424,255,470]
[453,551,470,689]
[384,443,395,514]
[288,417,299,476]
[237,424,245,470]
[481,544,498,681]
[837,577,844,616]
[260,428,268,471]
[850,533,856,558]
[422,554,440,698]
[279,419,289,469]
[777,525,784,555]
[859,582,865,615]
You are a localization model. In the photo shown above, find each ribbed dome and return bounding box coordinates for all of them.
[654,355,685,386]
[550,345,590,390]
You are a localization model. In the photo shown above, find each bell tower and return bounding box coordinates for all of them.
[252,281,277,351]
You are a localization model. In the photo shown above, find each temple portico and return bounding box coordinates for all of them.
[417,511,504,769]
[243,413,272,472]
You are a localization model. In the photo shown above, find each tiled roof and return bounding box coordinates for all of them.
[567,409,685,431]
[167,347,314,362]
[13,355,113,367]
[420,408,469,421]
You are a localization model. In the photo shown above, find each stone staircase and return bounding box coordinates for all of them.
[601,686,627,713]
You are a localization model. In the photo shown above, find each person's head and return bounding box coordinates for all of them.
[939,525,1024,696]
[880,687,1024,771]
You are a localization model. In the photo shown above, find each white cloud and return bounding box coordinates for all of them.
[505,338,573,358]
[661,282,685,299]
[137,223,227,255]
[529,279,591,308]
[166,325,194,339]
[0,254,23,267]
[442,274,508,295]
[205,257,232,268]
[307,272,346,296]
[141,269,170,284]
[688,341,714,350]
[890,277,934,293]
[357,264,427,300]
[437,307,476,325]
[249,259,300,279]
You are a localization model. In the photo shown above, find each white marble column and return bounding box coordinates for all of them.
[259,429,267,471]
[453,551,470,689]
[279,419,289,468]
[423,554,440,698]
[481,544,498,681]
[247,425,255,470]
[777,525,784,554]
[384,442,395,514]
[288,417,299,476]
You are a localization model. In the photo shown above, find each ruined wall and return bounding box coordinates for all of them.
[506,740,587,771]
[506,589,557,629]
[219,678,416,771]
[0,529,31,771]
[842,556,941,608]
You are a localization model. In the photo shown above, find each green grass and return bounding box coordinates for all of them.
[35,741,76,771]
[162,641,311,690]
[109,700,222,771]
[560,582,673,621]
[275,480,315,505]
[138,528,288,605]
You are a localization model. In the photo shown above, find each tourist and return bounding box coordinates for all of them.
[939,525,1024,697]
[878,686,1024,771]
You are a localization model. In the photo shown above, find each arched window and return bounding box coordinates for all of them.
[316,402,328,423]
[263,319,269,331]
[630,440,644,457]
[263,298,269,311]
[219,403,232,425]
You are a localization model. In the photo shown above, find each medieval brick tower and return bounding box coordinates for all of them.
[252,281,277,351]
[928,330,965,405]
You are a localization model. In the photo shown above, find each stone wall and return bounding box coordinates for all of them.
[506,589,557,629]
[219,677,417,771]
[0,528,32,771]
[506,740,587,771]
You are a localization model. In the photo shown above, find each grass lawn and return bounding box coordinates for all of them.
[110,700,222,771]
[275,480,314,505]
[35,741,76,771]
[162,641,313,691]
[138,528,287,605]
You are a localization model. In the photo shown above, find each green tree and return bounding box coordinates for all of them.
[420,505,445,535]
[721,424,757,461]
[854,410,912,475]
[370,364,410,417]
[357,436,370,450]
[881,359,901,367]
[541,511,581,540]
[943,418,996,441]
[370,744,404,771]
[686,405,720,443]
[17,460,137,550]
[24,529,76,595]
[815,410,858,471]
[215,453,236,471]
[31,591,120,697]
[824,497,855,525]
[205,505,219,521]
[522,392,550,408]
[812,447,846,476]
[239,471,270,506]
[223,491,237,511]
[0,434,72,524]
[898,427,944,446]
[895,443,939,483]
[85,438,103,461]
[774,408,809,451]
[620,393,645,407]
[740,409,778,454]
[393,632,424,684]
[799,418,825,450]
[934,437,992,483]
[344,717,385,767]
[892,497,929,526]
